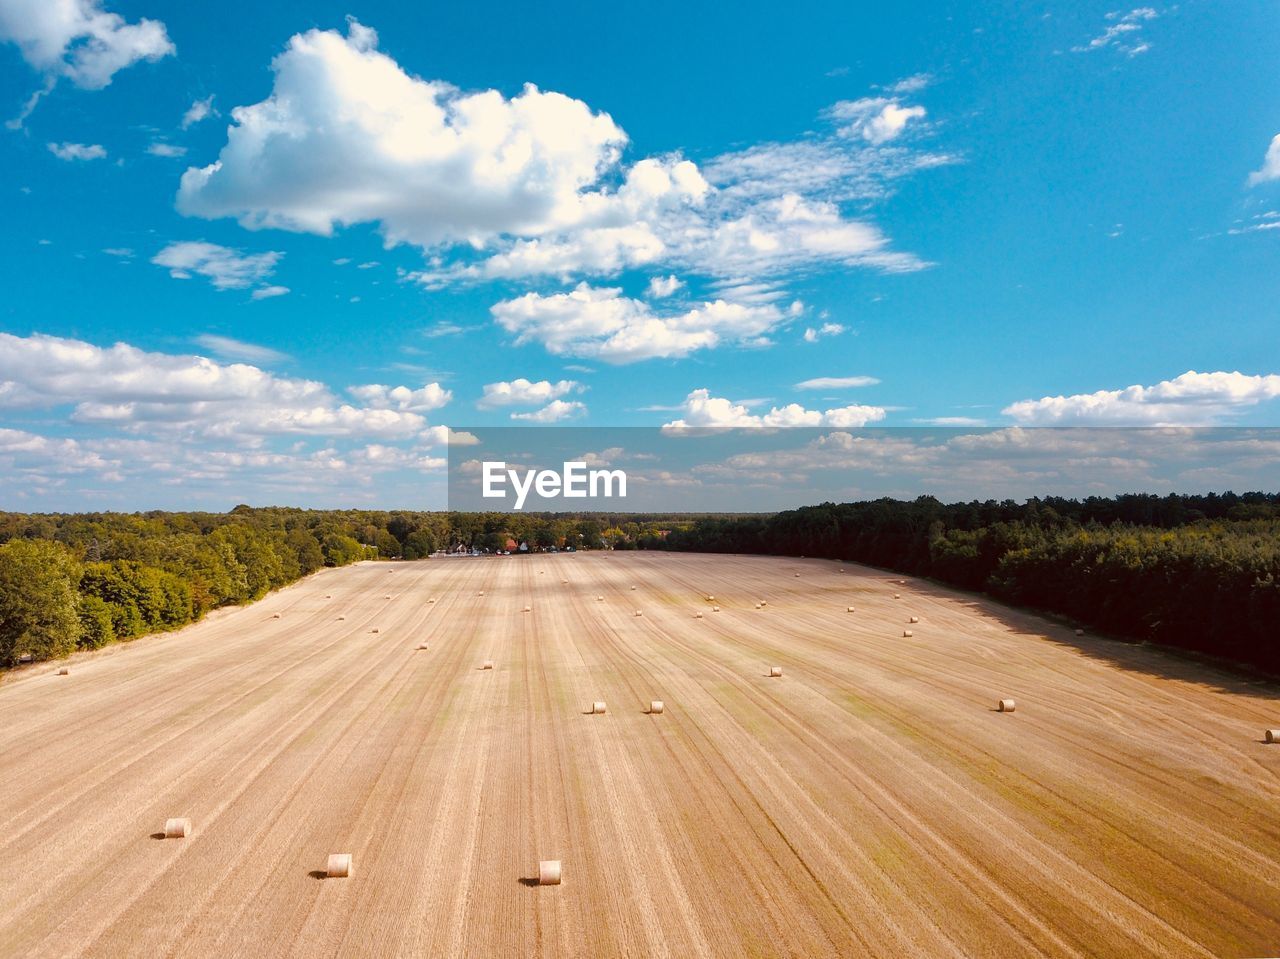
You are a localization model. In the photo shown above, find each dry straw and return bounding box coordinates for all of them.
[768,666,783,677]
[847,606,855,613]
[538,860,562,885]
[903,630,913,637]
[523,605,532,612]
[591,701,607,714]
[164,818,190,839]
[417,642,429,650]
[596,595,604,602]
[893,593,901,599]
[634,610,643,617]
[997,699,1016,712]
[326,854,353,878]
[909,616,919,623]
[482,660,494,670]
[58,667,70,676]
[649,701,664,714]
[706,595,715,602]
[712,605,720,612]
[272,613,281,619]
[1266,729,1279,744]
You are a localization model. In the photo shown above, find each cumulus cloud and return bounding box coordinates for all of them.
[1072,8,1158,57]
[492,283,800,364]
[177,19,628,248]
[152,241,282,292]
[177,20,937,294]
[0,0,173,122]
[647,274,684,298]
[477,378,581,408]
[1248,135,1280,187]
[347,382,452,413]
[802,322,845,342]
[662,388,885,429]
[250,284,289,300]
[1002,371,1280,425]
[828,97,927,145]
[0,332,443,440]
[181,94,216,129]
[510,399,587,422]
[48,141,105,160]
[794,375,879,390]
[146,141,186,158]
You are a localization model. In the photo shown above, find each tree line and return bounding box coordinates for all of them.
[659,492,1280,674]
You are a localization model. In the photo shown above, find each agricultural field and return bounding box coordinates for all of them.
[1,553,1278,958]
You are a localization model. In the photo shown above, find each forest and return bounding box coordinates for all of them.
[1,491,1277,674]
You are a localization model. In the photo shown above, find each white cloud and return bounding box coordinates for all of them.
[250,284,290,300]
[48,141,105,161]
[829,97,927,145]
[1248,134,1280,187]
[177,18,628,248]
[178,19,937,295]
[193,334,289,364]
[0,0,173,91]
[1072,8,1158,57]
[0,332,439,440]
[1002,371,1280,425]
[181,94,216,129]
[347,382,452,413]
[422,321,479,338]
[510,399,586,422]
[802,322,845,342]
[887,73,931,95]
[147,141,186,158]
[152,240,282,292]
[478,378,581,408]
[492,283,800,364]
[662,388,885,429]
[647,274,684,298]
[794,375,879,390]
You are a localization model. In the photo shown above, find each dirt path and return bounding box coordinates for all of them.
[1,554,1277,958]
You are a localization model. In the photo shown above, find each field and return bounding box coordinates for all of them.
[1,553,1278,958]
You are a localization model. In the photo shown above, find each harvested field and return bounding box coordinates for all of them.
[1,553,1278,957]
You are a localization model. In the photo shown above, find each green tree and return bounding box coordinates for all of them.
[0,539,81,664]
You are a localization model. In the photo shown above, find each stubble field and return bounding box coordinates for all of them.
[1,552,1278,958]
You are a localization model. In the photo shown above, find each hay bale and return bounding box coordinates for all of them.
[1266,729,1279,744]
[846,606,855,613]
[694,611,703,619]
[768,666,783,677]
[562,580,568,584]
[903,630,913,638]
[893,593,901,599]
[429,598,436,603]
[760,600,768,607]
[370,628,379,634]
[631,586,637,591]
[794,572,800,577]
[58,667,69,676]
[523,605,532,612]
[17,654,32,664]
[712,605,720,612]
[164,818,190,839]
[338,615,346,621]
[909,616,919,624]
[482,660,494,670]
[538,860,561,885]
[707,595,715,602]
[272,613,281,619]
[326,854,353,878]
[649,700,664,714]
[591,701,607,714]
[596,595,604,602]
[417,642,429,650]
[997,699,1016,713]
[325,594,332,599]
[634,609,643,617]
[1075,628,1084,636]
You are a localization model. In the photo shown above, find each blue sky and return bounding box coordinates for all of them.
[1,0,1279,509]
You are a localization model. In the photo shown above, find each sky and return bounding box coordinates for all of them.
[1,0,1279,510]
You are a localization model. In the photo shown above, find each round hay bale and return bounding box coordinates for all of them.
[325,594,332,599]
[592,701,607,714]
[909,616,919,624]
[997,699,1016,713]
[712,605,720,612]
[417,642,429,650]
[649,700,664,714]
[760,600,768,607]
[370,628,379,634]
[631,586,637,591]
[846,606,855,613]
[794,572,800,577]
[58,667,70,676]
[596,595,604,602]
[893,593,901,599]
[561,580,568,584]
[1075,628,1085,636]
[694,611,703,619]
[903,630,913,638]
[385,595,392,600]
[429,598,437,603]
[272,613,281,619]
[768,666,783,677]
[164,817,190,839]
[18,654,32,664]
[707,595,715,602]
[337,616,346,621]
[538,860,561,885]
[634,609,643,617]
[326,853,353,878]
[482,660,494,670]
[523,605,532,612]
[1265,729,1279,744]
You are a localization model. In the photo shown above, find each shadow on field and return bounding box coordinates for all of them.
[149,832,167,840]
[517,877,540,887]
[308,870,328,881]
